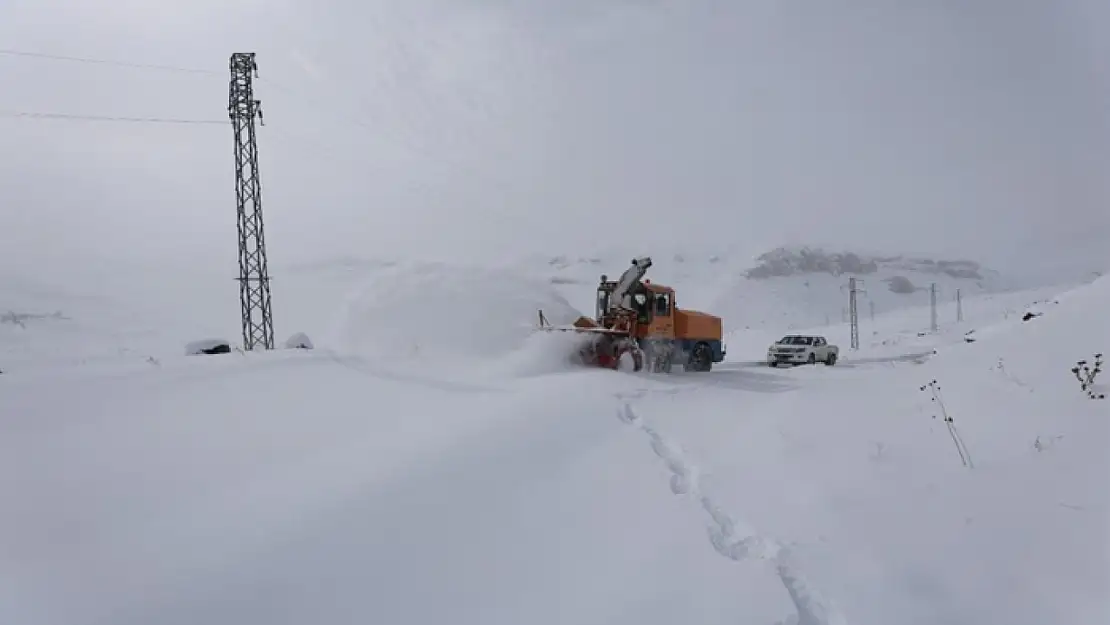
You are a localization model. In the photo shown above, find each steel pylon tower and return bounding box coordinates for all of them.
[228,52,274,350]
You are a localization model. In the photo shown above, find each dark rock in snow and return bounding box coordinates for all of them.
[885,275,917,294]
[186,339,232,355]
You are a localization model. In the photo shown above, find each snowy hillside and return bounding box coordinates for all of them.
[1,256,1107,625]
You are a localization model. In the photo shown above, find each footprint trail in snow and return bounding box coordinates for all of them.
[617,402,848,625]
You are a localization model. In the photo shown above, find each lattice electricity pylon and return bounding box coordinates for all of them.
[228,52,274,350]
[840,277,866,350]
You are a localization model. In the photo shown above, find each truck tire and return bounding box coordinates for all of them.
[825,352,837,366]
[621,341,644,372]
[807,352,816,365]
[630,349,644,372]
[649,351,672,373]
[685,342,713,372]
[640,342,669,373]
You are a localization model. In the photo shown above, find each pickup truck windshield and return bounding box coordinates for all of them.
[779,336,813,345]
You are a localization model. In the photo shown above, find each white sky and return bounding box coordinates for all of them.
[0,0,1107,275]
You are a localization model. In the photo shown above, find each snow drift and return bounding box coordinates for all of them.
[636,274,1109,625]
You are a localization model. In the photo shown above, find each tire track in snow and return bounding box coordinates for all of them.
[617,402,848,625]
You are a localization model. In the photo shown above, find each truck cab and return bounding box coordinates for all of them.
[596,280,674,338]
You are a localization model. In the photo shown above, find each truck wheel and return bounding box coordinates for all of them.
[630,349,644,372]
[807,352,816,365]
[649,353,670,373]
[610,338,643,372]
[825,353,837,366]
[685,342,712,372]
[617,343,644,372]
[651,343,674,373]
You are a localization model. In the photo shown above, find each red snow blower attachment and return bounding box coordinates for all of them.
[536,257,654,372]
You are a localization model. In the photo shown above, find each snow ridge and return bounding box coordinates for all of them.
[617,401,847,625]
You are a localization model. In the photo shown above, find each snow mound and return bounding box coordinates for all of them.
[332,262,586,369]
[283,332,314,350]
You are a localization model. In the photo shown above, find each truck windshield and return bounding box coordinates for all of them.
[654,293,670,316]
[779,336,813,345]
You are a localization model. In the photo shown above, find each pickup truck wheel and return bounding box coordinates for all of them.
[825,353,837,366]
[807,352,816,365]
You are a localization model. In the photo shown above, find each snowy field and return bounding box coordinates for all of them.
[1,258,1107,625]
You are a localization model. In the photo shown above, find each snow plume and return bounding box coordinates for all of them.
[493,329,599,378]
[329,261,585,370]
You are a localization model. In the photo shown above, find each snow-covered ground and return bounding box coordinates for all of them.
[1,256,1106,625]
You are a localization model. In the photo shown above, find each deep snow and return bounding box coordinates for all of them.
[0,258,1106,625]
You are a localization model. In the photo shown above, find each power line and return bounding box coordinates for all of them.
[0,48,219,75]
[0,47,532,209]
[0,110,227,125]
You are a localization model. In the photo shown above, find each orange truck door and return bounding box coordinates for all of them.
[646,291,675,340]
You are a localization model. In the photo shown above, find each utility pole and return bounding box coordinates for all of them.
[930,282,938,332]
[869,300,875,323]
[956,288,963,322]
[841,277,865,350]
[228,52,275,350]
[850,278,859,350]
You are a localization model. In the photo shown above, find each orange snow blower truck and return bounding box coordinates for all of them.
[538,256,726,372]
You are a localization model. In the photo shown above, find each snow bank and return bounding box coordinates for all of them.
[330,262,587,371]
[283,332,314,350]
[639,275,1109,625]
[927,275,1108,375]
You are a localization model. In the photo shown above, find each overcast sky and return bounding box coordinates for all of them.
[0,0,1107,275]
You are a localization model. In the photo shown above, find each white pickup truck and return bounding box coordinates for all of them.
[766,334,839,366]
